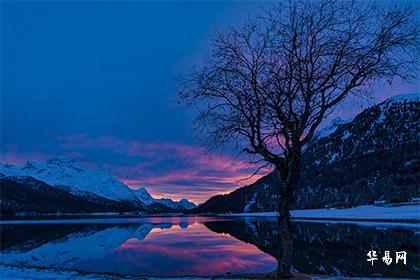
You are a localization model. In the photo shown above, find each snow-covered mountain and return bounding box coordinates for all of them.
[306,93,419,165]
[314,117,349,139]
[130,187,196,210]
[0,175,142,214]
[0,157,195,213]
[157,198,196,210]
[131,187,155,205]
[0,157,145,205]
[193,93,419,213]
[0,223,173,270]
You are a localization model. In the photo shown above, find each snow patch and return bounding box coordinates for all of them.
[0,265,237,280]
[243,193,257,213]
[219,204,420,222]
[315,117,349,139]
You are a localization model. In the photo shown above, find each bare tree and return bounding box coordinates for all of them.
[180,1,418,278]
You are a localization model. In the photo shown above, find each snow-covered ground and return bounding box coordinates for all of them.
[0,265,241,280]
[0,265,394,280]
[220,204,420,222]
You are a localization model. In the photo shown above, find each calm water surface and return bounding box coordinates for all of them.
[0,216,418,278]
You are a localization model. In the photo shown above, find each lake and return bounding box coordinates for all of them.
[0,216,418,278]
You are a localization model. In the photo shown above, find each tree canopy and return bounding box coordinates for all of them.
[180,0,418,168]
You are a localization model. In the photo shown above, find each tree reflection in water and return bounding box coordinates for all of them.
[1,217,418,278]
[204,217,419,278]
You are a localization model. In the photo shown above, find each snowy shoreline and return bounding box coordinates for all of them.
[218,204,420,222]
[0,264,247,280]
[1,204,419,225]
[0,264,401,279]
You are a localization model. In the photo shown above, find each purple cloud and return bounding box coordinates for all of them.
[57,134,269,203]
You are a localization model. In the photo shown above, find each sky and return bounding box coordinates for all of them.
[1,1,418,204]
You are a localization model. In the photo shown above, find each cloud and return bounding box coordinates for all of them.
[0,144,52,165]
[57,134,270,203]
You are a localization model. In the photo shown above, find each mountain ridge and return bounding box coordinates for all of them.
[192,93,420,213]
[0,158,195,214]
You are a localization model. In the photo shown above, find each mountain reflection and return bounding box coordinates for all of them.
[0,217,418,278]
[0,217,276,276]
[204,217,419,278]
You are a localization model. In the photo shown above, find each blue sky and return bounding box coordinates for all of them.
[1,1,418,203]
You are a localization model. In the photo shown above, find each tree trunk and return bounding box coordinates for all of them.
[275,148,302,279]
[276,190,293,279]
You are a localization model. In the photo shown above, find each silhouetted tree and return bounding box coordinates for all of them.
[180,1,418,278]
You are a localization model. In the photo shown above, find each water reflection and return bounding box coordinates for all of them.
[112,223,275,276]
[204,217,420,278]
[0,217,276,277]
[0,216,418,278]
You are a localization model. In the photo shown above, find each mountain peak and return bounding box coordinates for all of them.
[24,161,37,169]
[155,197,196,210]
[178,198,196,209]
[1,158,135,202]
[1,159,197,213]
[132,187,154,204]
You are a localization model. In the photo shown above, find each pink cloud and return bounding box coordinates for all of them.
[58,134,271,203]
[0,144,51,166]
